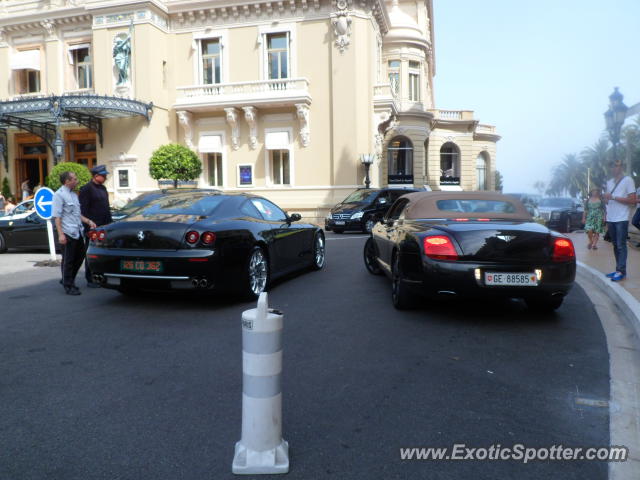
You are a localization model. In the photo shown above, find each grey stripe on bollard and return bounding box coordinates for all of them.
[242,330,282,354]
[243,373,282,398]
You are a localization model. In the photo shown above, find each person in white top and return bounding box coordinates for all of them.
[603,160,636,281]
[631,186,640,245]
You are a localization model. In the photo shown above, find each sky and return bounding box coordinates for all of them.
[433,0,640,194]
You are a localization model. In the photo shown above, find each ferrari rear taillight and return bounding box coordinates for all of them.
[552,238,575,262]
[201,231,216,245]
[88,230,98,241]
[97,230,106,242]
[423,235,458,260]
[186,231,200,244]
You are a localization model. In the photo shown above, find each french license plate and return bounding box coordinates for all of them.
[121,259,163,273]
[484,272,538,286]
[335,220,345,225]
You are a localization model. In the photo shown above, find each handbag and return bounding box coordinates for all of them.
[604,230,611,242]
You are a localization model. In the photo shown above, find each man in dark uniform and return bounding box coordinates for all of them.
[79,165,112,287]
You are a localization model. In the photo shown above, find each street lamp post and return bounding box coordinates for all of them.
[604,87,629,167]
[53,132,65,165]
[360,154,375,189]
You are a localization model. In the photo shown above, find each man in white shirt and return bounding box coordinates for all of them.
[604,160,636,282]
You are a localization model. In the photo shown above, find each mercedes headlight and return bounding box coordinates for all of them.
[351,211,364,220]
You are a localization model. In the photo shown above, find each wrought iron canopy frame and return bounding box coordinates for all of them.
[0,94,153,169]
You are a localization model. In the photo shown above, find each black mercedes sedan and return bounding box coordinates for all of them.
[537,197,584,233]
[87,191,325,299]
[363,192,576,311]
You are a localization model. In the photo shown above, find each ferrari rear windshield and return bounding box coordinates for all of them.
[436,199,517,214]
[136,194,227,216]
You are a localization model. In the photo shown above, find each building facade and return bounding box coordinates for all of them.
[0,0,499,221]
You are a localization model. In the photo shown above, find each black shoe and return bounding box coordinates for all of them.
[65,286,81,296]
[86,282,100,289]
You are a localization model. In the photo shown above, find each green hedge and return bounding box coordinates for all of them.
[46,162,92,191]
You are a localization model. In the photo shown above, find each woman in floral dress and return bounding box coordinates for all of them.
[582,188,606,250]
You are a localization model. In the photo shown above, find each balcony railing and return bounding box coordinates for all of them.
[373,83,399,112]
[476,124,496,134]
[440,176,461,186]
[174,78,311,110]
[429,109,475,121]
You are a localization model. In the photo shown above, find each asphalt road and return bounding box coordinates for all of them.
[0,234,609,479]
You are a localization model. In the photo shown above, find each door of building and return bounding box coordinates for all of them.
[65,130,96,170]
[15,135,49,201]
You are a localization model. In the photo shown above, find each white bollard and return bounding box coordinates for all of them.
[232,292,289,475]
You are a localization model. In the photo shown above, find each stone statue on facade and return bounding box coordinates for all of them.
[113,22,133,86]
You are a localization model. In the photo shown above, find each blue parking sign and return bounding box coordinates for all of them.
[34,187,55,220]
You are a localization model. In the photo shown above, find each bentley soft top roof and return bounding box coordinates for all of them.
[400,191,532,221]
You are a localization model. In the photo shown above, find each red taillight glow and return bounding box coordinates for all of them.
[87,254,99,259]
[453,218,469,222]
[552,238,575,262]
[97,230,106,241]
[477,218,490,222]
[201,231,216,245]
[188,258,209,262]
[88,230,98,241]
[423,235,458,260]
[186,231,200,244]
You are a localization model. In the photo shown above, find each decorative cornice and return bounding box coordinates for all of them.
[242,106,258,150]
[224,107,239,150]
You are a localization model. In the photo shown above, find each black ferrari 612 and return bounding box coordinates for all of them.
[87,191,325,299]
[363,191,576,311]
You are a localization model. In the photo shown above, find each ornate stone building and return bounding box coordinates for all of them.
[0,0,499,221]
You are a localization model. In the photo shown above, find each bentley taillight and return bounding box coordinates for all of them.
[423,235,458,260]
[552,238,575,262]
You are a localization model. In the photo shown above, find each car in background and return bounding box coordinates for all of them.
[111,188,221,221]
[363,191,576,311]
[537,197,584,233]
[88,191,325,299]
[505,193,540,218]
[0,200,59,253]
[325,187,419,233]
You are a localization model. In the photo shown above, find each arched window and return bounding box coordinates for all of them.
[476,152,489,190]
[440,142,460,186]
[387,137,413,184]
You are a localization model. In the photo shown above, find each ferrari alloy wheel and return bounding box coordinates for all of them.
[391,253,414,310]
[363,215,376,234]
[245,246,269,299]
[363,237,383,275]
[0,232,6,253]
[312,233,326,270]
[525,295,564,312]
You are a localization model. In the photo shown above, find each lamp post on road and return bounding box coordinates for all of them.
[360,154,375,189]
[604,87,629,169]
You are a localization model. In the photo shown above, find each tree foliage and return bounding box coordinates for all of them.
[46,162,91,191]
[494,170,503,192]
[149,144,202,188]
[546,117,640,199]
[1,176,12,200]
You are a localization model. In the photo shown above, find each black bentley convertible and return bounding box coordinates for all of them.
[363,192,576,311]
[87,191,325,299]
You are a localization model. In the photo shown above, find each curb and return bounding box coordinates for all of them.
[577,261,640,341]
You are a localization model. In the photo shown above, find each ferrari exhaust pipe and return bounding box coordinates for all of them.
[199,279,209,288]
[191,278,199,288]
